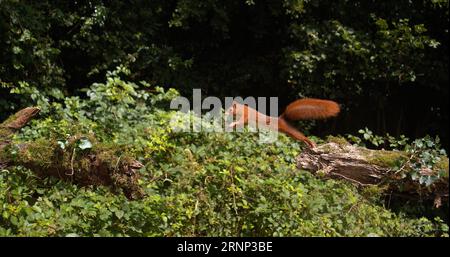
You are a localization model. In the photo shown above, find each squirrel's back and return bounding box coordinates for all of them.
[282,98,340,121]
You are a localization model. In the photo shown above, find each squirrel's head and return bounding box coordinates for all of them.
[225,101,239,116]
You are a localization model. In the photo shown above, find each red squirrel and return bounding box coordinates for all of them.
[225,98,340,148]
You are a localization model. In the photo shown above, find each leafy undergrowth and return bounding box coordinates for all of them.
[1,70,448,236]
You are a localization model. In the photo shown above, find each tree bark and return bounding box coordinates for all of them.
[297,142,449,207]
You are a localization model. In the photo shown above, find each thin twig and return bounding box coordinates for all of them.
[66,148,76,176]
[330,172,372,187]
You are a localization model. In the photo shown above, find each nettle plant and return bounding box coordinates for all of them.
[15,66,178,160]
[347,127,409,149]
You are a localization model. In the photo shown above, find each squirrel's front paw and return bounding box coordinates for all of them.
[228,121,238,128]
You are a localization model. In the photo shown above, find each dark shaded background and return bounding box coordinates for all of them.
[1,0,448,148]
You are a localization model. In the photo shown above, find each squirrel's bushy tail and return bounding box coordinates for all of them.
[281,98,340,121]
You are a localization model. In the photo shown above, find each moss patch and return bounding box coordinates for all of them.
[326,135,350,146]
[434,157,449,177]
[2,134,144,199]
[366,150,409,168]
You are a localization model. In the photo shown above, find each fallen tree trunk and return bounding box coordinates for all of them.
[297,142,449,207]
[0,107,144,199]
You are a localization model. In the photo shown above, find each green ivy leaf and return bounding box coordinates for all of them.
[115,210,125,219]
[78,138,93,150]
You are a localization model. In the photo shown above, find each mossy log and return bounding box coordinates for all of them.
[297,142,449,207]
[0,107,40,145]
[0,107,144,199]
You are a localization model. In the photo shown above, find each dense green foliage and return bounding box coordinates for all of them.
[1,72,448,236]
[0,1,448,237]
[1,0,448,147]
